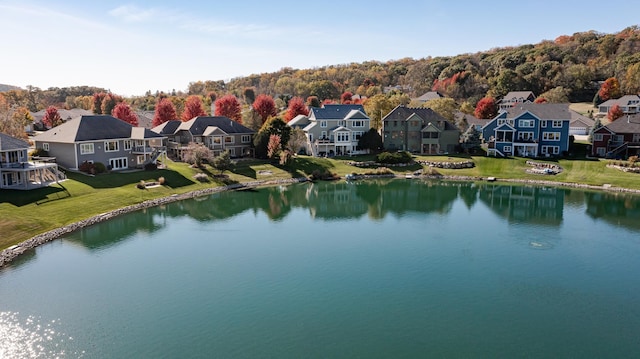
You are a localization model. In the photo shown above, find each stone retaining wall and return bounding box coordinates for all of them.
[0,177,309,267]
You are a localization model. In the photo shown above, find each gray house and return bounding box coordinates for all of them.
[153,117,255,159]
[32,115,166,171]
[1,133,65,190]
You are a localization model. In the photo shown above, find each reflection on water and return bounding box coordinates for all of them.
[477,184,565,226]
[0,312,83,359]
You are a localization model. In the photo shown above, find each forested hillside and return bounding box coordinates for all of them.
[1,26,639,115]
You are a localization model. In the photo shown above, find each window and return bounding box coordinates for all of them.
[597,147,606,156]
[42,143,49,151]
[613,135,624,143]
[224,136,234,144]
[123,140,132,151]
[352,120,364,127]
[320,121,327,128]
[336,132,350,142]
[339,120,346,127]
[104,141,119,152]
[410,120,419,127]
[633,134,640,142]
[517,132,534,141]
[241,135,251,143]
[80,143,94,155]
[541,120,548,127]
[542,146,560,155]
[552,120,563,128]
[353,131,364,140]
[109,157,128,170]
[497,119,514,126]
[503,146,512,153]
[321,131,327,139]
[543,132,560,141]
[212,137,222,144]
[228,148,236,156]
[519,119,534,128]
[593,134,604,142]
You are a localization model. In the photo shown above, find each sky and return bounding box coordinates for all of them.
[1,0,638,97]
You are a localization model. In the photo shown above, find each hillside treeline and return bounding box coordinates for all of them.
[2,26,639,113]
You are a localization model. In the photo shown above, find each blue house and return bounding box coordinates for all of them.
[482,103,572,157]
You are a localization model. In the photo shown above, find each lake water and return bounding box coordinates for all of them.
[1,179,640,358]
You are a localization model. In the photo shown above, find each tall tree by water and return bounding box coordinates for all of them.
[214,95,242,123]
[253,94,277,125]
[112,102,139,126]
[284,96,309,122]
[182,95,207,121]
[42,106,63,128]
[153,98,177,127]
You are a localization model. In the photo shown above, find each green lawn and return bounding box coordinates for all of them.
[2,154,640,250]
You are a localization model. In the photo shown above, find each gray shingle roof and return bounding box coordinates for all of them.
[152,120,182,135]
[310,104,367,120]
[0,133,29,151]
[598,95,640,107]
[414,91,443,102]
[33,115,163,143]
[604,114,640,133]
[503,103,572,120]
[177,117,255,136]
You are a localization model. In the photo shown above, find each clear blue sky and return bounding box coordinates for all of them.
[1,0,638,96]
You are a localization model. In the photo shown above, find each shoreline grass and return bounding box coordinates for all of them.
[1,154,640,250]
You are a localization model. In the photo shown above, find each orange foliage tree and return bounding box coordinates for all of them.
[153,98,177,127]
[599,77,621,102]
[284,97,309,122]
[474,97,498,119]
[253,94,277,125]
[42,106,63,128]
[182,95,207,121]
[608,104,625,121]
[341,92,353,104]
[214,94,242,123]
[112,102,139,126]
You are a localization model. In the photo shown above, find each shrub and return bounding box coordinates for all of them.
[145,162,158,171]
[376,151,412,164]
[137,180,146,189]
[193,173,210,182]
[310,169,338,181]
[362,167,393,175]
[78,161,95,174]
[30,148,48,157]
[158,176,166,185]
[93,162,106,173]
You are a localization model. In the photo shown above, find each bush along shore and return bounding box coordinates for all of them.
[0,177,309,267]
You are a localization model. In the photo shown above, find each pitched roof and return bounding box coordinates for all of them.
[151,120,182,135]
[603,114,640,133]
[503,103,573,120]
[570,111,595,127]
[500,91,536,103]
[33,115,164,143]
[177,116,254,135]
[383,105,446,123]
[31,108,93,124]
[414,91,443,102]
[598,94,640,107]
[0,133,29,151]
[310,104,367,120]
[288,115,310,127]
[135,110,155,129]
[455,111,488,127]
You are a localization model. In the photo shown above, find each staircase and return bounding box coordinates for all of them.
[607,142,628,159]
[144,147,165,165]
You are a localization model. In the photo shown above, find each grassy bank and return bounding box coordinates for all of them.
[1,154,639,250]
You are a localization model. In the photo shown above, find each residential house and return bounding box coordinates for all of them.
[0,133,65,190]
[412,91,444,104]
[382,105,460,154]
[455,111,489,132]
[32,115,166,171]
[569,111,596,136]
[498,91,536,110]
[153,117,255,159]
[596,94,640,118]
[290,104,371,157]
[591,113,640,158]
[482,103,572,157]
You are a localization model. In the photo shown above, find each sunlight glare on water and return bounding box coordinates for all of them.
[0,312,83,359]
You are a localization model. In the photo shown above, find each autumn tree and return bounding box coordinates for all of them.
[253,94,277,125]
[100,93,123,115]
[243,87,256,105]
[153,98,177,127]
[306,96,321,108]
[42,106,63,128]
[267,134,282,159]
[599,77,621,102]
[112,102,139,126]
[92,92,107,114]
[182,95,207,121]
[424,97,458,122]
[253,117,291,159]
[474,97,498,119]
[214,94,242,123]
[183,142,213,168]
[341,91,353,104]
[284,96,309,122]
[608,104,625,121]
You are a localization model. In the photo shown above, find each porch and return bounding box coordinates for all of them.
[0,161,66,190]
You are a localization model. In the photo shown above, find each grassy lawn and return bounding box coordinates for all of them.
[2,154,640,250]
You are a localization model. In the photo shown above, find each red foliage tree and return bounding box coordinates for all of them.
[214,94,242,123]
[267,134,281,159]
[608,104,625,121]
[153,98,177,127]
[42,106,63,128]
[112,102,139,126]
[182,95,207,121]
[534,97,547,104]
[253,94,277,125]
[599,77,621,102]
[92,92,107,114]
[284,96,309,122]
[474,97,498,119]
[341,91,353,104]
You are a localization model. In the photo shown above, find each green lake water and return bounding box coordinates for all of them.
[1,179,640,358]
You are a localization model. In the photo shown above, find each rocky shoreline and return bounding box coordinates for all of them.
[2,174,640,267]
